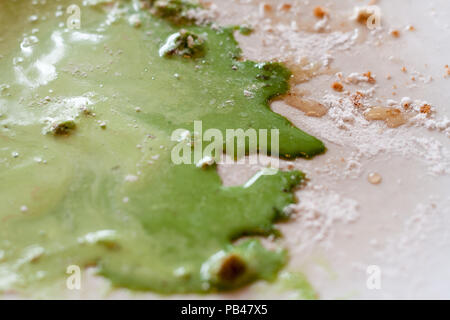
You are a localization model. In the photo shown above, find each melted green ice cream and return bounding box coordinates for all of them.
[0,0,325,295]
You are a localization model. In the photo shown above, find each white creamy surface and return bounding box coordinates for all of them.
[212,0,450,299]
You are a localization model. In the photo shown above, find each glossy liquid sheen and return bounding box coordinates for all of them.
[0,0,325,295]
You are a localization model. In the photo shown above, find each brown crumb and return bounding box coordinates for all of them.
[402,102,411,110]
[390,29,400,37]
[280,3,292,11]
[420,104,432,114]
[218,255,247,283]
[52,120,76,135]
[262,3,272,12]
[350,91,364,108]
[332,81,344,92]
[354,8,373,24]
[401,67,407,73]
[363,71,376,84]
[313,6,328,19]
[407,25,415,31]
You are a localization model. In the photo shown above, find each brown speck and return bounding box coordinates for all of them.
[262,3,272,12]
[420,104,431,114]
[401,67,407,73]
[363,71,376,84]
[98,121,107,129]
[350,91,365,108]
[218,255,246,282]
[280,3,292,11]
[102,241,120,250]
[52,120,76,135]
[313,6,327,19]
[390,29,400,37]
[332,81,344,92]
[354,8,373,24]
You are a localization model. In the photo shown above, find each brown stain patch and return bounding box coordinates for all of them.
[332,81,344,92]
[313,6,328,19]
[285,91,328,117]
[365,107,408,128]
[420,104,432,115]
[218,254,247,283]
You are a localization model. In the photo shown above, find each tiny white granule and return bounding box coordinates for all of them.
[128,14,142,28]
[98,121,107,129]
[125,175,138,182]
[386,99,397,106]
[243,90,253,97]
[401,97,412,108]
[28,15,38,22]
[196,156,215,168]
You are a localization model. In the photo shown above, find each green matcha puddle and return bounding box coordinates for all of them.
[0,0,325,296]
